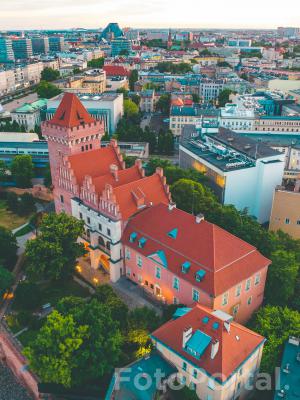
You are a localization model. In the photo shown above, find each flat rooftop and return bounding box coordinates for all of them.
[49,92,121,103]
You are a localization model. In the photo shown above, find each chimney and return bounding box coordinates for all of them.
[211,339,219,359]
[110,164,118,181]
[168,202,176,211]
[182,326,193,349]
[196,213,204,223]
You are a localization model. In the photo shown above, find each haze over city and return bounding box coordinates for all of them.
[1,0,300,30]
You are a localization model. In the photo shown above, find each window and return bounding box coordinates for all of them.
[297,220,300,225]
[126,267,131,276]
[60,195,64,203]
[137,255,142,268]
[79,212,83,220]
[222,292,229,306]
[125,248,131,259]
[173,277,180,291]
[254,273,260,286]
[98,223,102,231]
[236,284,241,297]
[207,378,215,390]
[247,296,252,305]
[192,289,199,302]
[173,297,179,305]
[98,236,105,247]
[285,218,290,224]
[245,278,251,292]
[106,242,110,251]
[182,362,187,371]
[81,146,84,152]
[156,267,161,279]
[87,217,91,225]
[190,382,196,391]
[233,304,239,316]
[193,369,197,378]
[107,228,111,236]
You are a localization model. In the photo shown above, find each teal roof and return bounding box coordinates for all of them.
[274,338,300,400]
[14,99,47,113]
[185,330,212,359]
[173,307,192,319]
[167,228,178,239]
[147,250,168,268]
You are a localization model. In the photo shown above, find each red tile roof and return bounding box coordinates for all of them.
[151,304,265,382]
[113,174,170,220]
[103,65,130,77]
[123,203,270,296]
[92,165,143,194]
[68,146,124,185]
[49,93,95,128]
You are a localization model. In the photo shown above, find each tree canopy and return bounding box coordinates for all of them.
[0,226,18,269]
[41,67,60,82]
[25,213,86,281]
[36,81,62,99]
[0,266,13,297]
[87,57,104,68]
[11,155,34,188]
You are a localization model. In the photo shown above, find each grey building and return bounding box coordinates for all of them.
[0,37,15,63]
[32,37,50,55]
[49,36,65,52]
[12,38,33,60]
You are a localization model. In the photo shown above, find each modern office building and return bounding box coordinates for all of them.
[123,202,270,323]
[46,92,123,134]
[49,36,65,52]
[199,79,225,102]
[111,37,132,57]
[31,37,50,55]
[12,38,33,60]
[0,37,15,63]
[179,126,285,223]
[100,22,124,41]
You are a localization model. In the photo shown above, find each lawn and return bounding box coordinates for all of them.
[0,200,32,230]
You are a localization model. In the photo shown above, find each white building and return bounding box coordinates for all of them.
[179,126,285,223]
[199,79,225,101]
[46,92,123,134]
[11,98,47,131]
[220,103,256,131]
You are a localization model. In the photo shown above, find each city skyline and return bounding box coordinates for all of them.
[1,0,300,30]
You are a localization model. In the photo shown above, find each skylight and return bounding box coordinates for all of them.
[212,322,220,330]
[202,316,210,324]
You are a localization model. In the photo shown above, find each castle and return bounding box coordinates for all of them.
[42,92,171,282]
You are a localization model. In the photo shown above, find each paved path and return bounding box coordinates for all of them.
[111,277,162,315]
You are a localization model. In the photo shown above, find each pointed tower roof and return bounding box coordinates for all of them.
[49,93,95,128]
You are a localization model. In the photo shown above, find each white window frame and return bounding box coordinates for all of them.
[222,292,229,306]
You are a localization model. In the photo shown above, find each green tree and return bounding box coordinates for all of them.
[0,160,8,183]
[24,310,88,387]
[25,213,86,281]
[192,93,200,103]
[14,281,42,310]
[6,191,19,214]
[87,57,105,68]
[36,81,62,99]
[0,227,18,269]
[156,94,171,115]
[129,69,139,91]
[41,67,60,82]
[0,266,13,297]
[142,126,157,154]
[157,129,174,155]
[265,250,299,306]
[116,87,129,99]
[131,93,140,106]
[124,99,139,117]
[43,163,52,188]
[248,306,300,373]
[11,155,34,188]
[19,193,35,216]
[218,89,233,107]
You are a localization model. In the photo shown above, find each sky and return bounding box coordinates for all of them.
[1,0,300,30]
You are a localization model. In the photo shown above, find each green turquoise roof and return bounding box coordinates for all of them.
[14,99,47,113]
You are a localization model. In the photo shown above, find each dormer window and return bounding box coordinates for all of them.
[129,232,137,243]
[168,228,178,239]
[182,261,191,274]
[138,237,147,248]
[195,269,206,282]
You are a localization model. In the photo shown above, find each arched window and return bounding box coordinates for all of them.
[106,242,111,251]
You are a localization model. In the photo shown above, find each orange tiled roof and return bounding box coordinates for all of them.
[113,174,170,220]
[151,304,265,382]
[92,165,143,194]
[103,65,130,77]
[123,203,270,296]
[68,146,124,185]
[49,93,95,128]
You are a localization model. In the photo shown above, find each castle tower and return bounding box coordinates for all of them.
[42,93,105,212]
[167,29,173,49]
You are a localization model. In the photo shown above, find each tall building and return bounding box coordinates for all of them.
[111,37,131,57]
[12,38,33,60]
[100,22,124,41]
[0,37,15,63]
[31,37,49,55]
[43,93,171,282]
[49,36,65,52]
